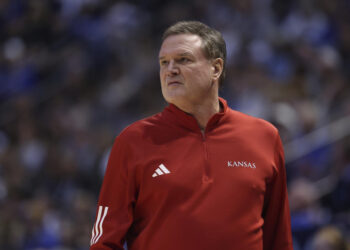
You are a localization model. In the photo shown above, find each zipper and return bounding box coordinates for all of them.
[201,130,211,183]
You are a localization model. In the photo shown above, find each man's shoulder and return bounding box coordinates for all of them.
[229,109,278,135]
[117,112,167,140]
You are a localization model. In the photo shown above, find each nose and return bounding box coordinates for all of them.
[166,60,179,76]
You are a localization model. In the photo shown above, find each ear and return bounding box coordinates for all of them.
[211,58,224,82]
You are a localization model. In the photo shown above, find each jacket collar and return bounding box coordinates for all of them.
[162,97,228,133]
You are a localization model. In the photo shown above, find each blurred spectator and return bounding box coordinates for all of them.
[310,226,349,250]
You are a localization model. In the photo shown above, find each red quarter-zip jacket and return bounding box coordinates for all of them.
[90,98,293,250]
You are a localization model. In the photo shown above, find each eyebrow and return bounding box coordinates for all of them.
[178,52,193,57]
[158,52,194,60]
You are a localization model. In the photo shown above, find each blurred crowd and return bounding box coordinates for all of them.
[0,0,349,249]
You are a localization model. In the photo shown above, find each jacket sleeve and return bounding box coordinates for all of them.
[90,134,136,249]
[262,132,293,250]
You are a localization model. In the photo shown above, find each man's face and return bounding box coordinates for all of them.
[159,34,217,107]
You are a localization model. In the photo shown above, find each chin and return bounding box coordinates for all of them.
[162,90,183,103]
[163,95,177,104]
[162,94,180,105]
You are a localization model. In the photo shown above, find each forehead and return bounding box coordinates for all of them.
[159,34,204,58]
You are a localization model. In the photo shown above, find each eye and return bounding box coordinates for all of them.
[160,60,168,66]
[179,57,190,63]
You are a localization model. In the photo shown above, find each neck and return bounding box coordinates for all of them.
[193,101,220,131]
[176,97,221,131]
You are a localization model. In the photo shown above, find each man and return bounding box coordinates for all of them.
[90,21,293,250]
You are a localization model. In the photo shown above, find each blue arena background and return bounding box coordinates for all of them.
[0,0,349,249]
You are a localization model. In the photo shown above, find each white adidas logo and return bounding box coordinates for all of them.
[152,164,171,178]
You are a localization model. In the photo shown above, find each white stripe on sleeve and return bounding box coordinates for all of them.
[90,206,103,246]
[93,206,109,244]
